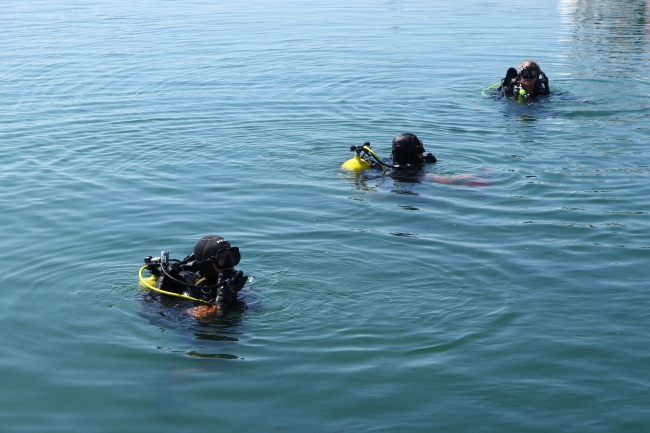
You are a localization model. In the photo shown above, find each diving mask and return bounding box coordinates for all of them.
[519,68,540,79]
[209,247,241,269]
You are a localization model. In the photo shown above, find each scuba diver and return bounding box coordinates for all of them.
[140,235,248,318]
[341,133,492,186]
[496,60,550,101]
[342,133,437,172]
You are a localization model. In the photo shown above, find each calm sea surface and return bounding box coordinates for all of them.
[1,0,649,431]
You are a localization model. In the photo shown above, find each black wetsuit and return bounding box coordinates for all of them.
[152,254,246,304]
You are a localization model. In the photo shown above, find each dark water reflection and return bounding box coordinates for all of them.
[137,287,263,359]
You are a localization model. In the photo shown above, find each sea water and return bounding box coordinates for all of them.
[1,0,649,431]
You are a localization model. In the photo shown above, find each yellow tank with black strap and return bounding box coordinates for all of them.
[138,265,212,304]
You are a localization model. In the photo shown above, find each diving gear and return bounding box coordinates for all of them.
[210,247,241,270]
[341,137,436,171]
[342,142,388,172]
[498,68,550,100]
[140,235,247,305]
[193,235,238,278]
[519,68,540,79]
[481,81,503,97]
[139,265,212,304]
[536,71,549,94]
[518,86,527,97]
[341,154,372,171]
[138,265,248,305]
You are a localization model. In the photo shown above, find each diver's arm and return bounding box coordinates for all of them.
[536,72,550,95]
[539,80,551,95]
[499,68,518,97]
[498,82,515,97]
[425,169,493,186]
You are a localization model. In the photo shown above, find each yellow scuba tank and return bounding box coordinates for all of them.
[341,143,386,172]
[341,154,371,171]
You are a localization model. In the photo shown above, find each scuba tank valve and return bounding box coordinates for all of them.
[341,142,386,172]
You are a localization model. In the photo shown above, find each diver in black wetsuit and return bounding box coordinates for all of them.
[498,60,550,101]
[144,235,247,306]
[344,133,494,186]
[362,133,437,170]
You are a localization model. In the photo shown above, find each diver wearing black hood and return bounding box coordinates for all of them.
[390,133,437,167]
[342,133,494,186]
[342,133,435,171]
[145,235,247,305]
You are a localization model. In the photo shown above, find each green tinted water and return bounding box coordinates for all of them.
[1,0,649,431]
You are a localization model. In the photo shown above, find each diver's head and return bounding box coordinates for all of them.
[194,235,241,277]
[518,60,541,93]
[392,133,426,166]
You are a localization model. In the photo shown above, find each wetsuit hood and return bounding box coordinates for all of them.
[194,235,231,262]
[392,133,426,166]
[194,235,232,278]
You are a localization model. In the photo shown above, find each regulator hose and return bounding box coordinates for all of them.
[159,260,227,291]
[481,82,502,97]
[363,145,394,171]
[138,265,212,304]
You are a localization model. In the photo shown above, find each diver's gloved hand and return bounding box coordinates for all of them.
[215,270,247,304]
[503,67,518,85]
[423,153,437,163]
